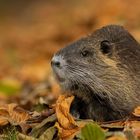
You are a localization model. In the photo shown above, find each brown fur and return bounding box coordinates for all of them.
[51,25,140,121]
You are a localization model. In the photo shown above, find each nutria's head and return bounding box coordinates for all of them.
[51,25,140,104]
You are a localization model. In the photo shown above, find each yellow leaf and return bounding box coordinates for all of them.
[0,117,9,126]
[133,106,140,117]
[55,95,84,140]
[0,103,31,126]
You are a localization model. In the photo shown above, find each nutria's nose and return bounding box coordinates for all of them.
[51,55,61,68]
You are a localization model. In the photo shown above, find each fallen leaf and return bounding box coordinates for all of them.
[101,121,124,131]
[39,126,57,140]
[81,123,105,140]
[0,117,9,126]
[133,128,140,138]
[125,121,140,138]
[55,122,80,140]
[18,133,37,140]
[55,95,85,140]
[124,129,137,140]
[133,106,140,117]
[30,114,57,138]
[107,136,127,140]
[56,95,76,128]
[0,103,31,126]
[125,121,140,129]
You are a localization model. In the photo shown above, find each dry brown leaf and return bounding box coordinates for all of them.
[0,103,31,126]
[107,136,127,140]
[18,133,37,140]
[125,121,140,129]
[55,122,80,140]
[133,106,140,117]
[125,121,140,138]
[133,128,140,138]
[101,121,125,129]
[0,117,9,126]
[55,95,84,140]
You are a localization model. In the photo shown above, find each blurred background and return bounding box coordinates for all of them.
[0,0,140,98]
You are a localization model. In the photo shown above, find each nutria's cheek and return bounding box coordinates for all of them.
[52,67,66,83]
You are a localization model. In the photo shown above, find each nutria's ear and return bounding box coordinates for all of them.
[100,40,112,55]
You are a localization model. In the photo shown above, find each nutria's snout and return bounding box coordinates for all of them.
[51,54,66,83]
[51,55,61,68]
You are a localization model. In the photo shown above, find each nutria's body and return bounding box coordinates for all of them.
[51,25,140,122]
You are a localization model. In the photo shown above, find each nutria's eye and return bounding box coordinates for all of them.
[100,40,111,54]
[81,50,90,57]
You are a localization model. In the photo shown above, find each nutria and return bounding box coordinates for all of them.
[51,25,140,122]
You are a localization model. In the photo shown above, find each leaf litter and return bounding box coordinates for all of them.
[0,84,140,140]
